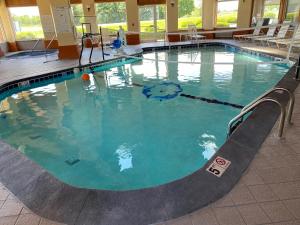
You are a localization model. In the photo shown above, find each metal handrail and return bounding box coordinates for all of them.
[44,34,56,63]
[31,38,42,54]
[228,98,286,138]
[242,87,294,124]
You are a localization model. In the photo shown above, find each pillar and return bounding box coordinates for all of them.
[0,0,18,52]
[49,0,80,59]
[82,0,97,33]
[252,0,264,20]
[237,0,253,28]
[166,0,179,42]
[125,0,140,45]
[37,0,58,49]
[82,0,97,47]
[202,0,216,39]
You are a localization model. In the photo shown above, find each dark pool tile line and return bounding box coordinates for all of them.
[180,93,244,109]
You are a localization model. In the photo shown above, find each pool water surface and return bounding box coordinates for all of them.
[0,46,290,190]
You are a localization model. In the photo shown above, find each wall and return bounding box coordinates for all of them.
[237,0,253,27]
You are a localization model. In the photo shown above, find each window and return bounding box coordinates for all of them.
[139,5,166,41]
[178,0,202,29]
[95,2,127,31]
[9,7,44,40]
[286,0,300,21]
[71,4,84,35]
[263,0,280,20]
[216,0,239,28]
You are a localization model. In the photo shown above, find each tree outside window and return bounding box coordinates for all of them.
[71,4,84,35]
[9,7,44,40]
[286,0,300,21]
[263,0,280,20]
[96,2,127,31]
[216,0,239,28]
[178,0,202,30]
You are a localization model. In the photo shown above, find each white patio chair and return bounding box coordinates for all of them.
[233,20,264,40]
[268,24,300,48]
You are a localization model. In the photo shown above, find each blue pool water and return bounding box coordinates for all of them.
[0,46,291,190]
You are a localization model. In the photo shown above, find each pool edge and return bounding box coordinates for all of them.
[0,42,298,225]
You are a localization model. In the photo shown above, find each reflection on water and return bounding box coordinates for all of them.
[116,144,134,172]
[199,134,217,160]
[0,46,290,190]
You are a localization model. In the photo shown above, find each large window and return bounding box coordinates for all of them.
[96,2,127,31]
[178,0,202,29]
[139,5,165,41]
[216,0,239,28]
[286,0,300,21]
[263,0,280,20]
[71,4,84,34]
[9,7,44,40]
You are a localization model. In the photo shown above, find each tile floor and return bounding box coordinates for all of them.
[0,40,299,225]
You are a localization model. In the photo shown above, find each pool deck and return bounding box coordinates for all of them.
[0,40,299,225]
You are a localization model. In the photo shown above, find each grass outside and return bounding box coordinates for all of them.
[14,13,252,40]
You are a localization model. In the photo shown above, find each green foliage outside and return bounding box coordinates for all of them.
[216,12,237,27]
[286,12,298,21]
[263,4,280,19]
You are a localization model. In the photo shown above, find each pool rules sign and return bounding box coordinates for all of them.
[206,156,231,177]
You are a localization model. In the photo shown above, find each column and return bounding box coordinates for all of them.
[0,0,18,52]
[252,0,264,20]
[202,0,216,39]
[82,0,97,33]
[237,0,253,28]
[166,0,179,42]
[37,0,57,49]
[82,0,97,47]
[49,0,80,59]
[125,0,140,45]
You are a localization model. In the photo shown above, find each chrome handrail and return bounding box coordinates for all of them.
[31,38,41,53]
[44,34,56,63]
[242,87,294,124]
[228,98,286,138]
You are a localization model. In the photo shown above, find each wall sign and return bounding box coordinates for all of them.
[206,156,231,177]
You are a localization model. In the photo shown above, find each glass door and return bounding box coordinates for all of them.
[139,5,166,42]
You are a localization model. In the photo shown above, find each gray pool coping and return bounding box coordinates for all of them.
[0,42,298,225]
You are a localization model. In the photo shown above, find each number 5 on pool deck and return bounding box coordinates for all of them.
[206,156,231,178]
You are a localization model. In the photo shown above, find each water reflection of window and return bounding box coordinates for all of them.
[29,84,57,96]
[214,52,234,82]
[105,67,128,87]
[115,144,133,172]
[178,52,201,82]
[130,52,167,79]
[199,133,217,160]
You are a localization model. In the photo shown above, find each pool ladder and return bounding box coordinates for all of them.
[227,87,295,138]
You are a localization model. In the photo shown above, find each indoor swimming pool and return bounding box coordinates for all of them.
[0,46,291,190]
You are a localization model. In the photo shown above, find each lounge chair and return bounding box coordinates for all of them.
[245,25,277,43]
[252,23,290,44]
[186,25,205,42]
[233,20,264,40]
[268,24,300,48]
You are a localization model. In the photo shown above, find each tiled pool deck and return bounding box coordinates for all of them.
[0,40,299,225]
